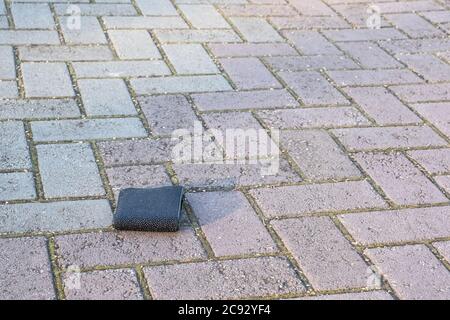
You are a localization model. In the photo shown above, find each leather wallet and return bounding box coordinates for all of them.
[113,186,184,232]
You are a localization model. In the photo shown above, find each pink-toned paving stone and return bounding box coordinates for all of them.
[298,291,393,300]
[433,241,450,264]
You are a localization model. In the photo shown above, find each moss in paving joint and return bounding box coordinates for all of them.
[47,236,66,300]
[134,265,153,300]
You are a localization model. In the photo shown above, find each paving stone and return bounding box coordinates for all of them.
[37,143,105,198]
[135,0,177,15]
[0,30,60,45]
[332,126,447,151]
[278,71,349,105]
[73,61,170,78]
[11,3,54,29]
[390,83,450,103]
[323,28,407,42]
[412,102,450,138]
[229,17,282,42]
[219,4,297,17]
[19,45,114,61]
[78,79,137,116]
[385,13,444,38]
[0,1,5,14]
[374,0,443,12]
[339,206,450,245]
[435,175,450,194]
[289,0,335,16]
[250,180,387,218]
[0,172,36,201]
[209,43,297,57]
[60,16,107,45]
[55,227,206,268]
[131,75,232,94]
[220,57,281,90]
[178,4,230,28]
[344,87,421,125]
[399,54,450,82]
[270,16,349,29]
[264,55,359,71]
[272,216,369,290]
[22,62,74,98]
[0,46,15,79]
[408,149,450,175]
[300,291,393,300]
[422,10,450,23]
[327,69,422,86]
[108,30,160,59]
[0,16,8,28]
[258,107,370,129]
[433,241,450,263]
[64,269,142,300]
[0,200,112,233]
[0,237,55,300]
[98,138,176,166]
[54,3,137,16]
[154,29,240,43]
[138,94,198,136]
[0,121,31,170]
[192,89,298,111]
[144,257,305,299]
[366,245,450,300]
[31,118,147,142]
[354,152,447,205]
[280,130,362,180]
[330,4,390,28]
[187,191,277,256]
[0,99,80,120]
[162,44,218,74]
[337,42,401,69]
[380,38,450,54]
[282,30,341,55]
[0,81,18,98]
[103,16,188,29]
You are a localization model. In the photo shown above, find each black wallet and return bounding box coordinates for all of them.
[113,186,184,232]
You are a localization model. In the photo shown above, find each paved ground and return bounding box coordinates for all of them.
[1,0,450,300]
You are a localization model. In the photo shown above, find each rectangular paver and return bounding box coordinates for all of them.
[264,55,359,71]
[0,46,15,79]
[229,17,282,42]
[60,17,107,44]
[408,149,450,175]
[162,44,218,74]
[385,13,444,38]
[250,180,387,217]
[0,172,36,201]
[412,102,450,138]
[0,81,18,98]
[73,61,170,78]
[282,30,341,55]
[108,30,160,59]
[178,4,230,28]
[135,0,177,15]
[19,45,114,62]
[0,30,60,45]
[337,42,401,69]
[327,69,422,86]
[390,83,450,103]
[0,99,80,120]
[209,43,297,57]
[0,121,31,170]
[11,3,54,29]
[103,16,188,29]
[399,54,450,82]
[37,143,105,198]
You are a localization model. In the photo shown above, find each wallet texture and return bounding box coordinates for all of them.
[113,186,184,232]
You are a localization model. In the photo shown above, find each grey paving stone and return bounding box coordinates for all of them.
[220,57,281,90]
[412,102,450,138]
[390,83,450,103]
[55,227,206,268]
[385,13,444,38]
[138,94,198,136]
[421,10,450,24]
[398,54,450,82]
[380,38,450,54]
[73,60,170,78]
[108,30,160,59]
[0,81,18,98]
[11,3,54,29]
[0,99,80,120]
[435,175,450,194]
[0,46,15,79]
[192,89,298,111]
[64,269,142,300]
[250,180,387,218]
[354,152,447,205]
[31,118,147,142]
[0,30,60,45]
[78,79,137,116]
[0,121,31,170]
[22,62,74,98]
[209,43,297,57]
[54,3,137,16]
[264,55,359,71]
[344,87,421,125]
[327,69,422,86]
[0,237,55,300]
[0,172,36,201]
[272,217,369,290]
[270,16,349,29]
[332,126,447,151]
[154,29,241,43]
[19,45,114,62]
[323,28,407,42]
[337,42,401,69]
[282,30,341,55]
[187,191,277,256]
[219,3,297,17]
[433,241,450,264]
[60,16,107,45]
[408,149,450,175]
[300,291,393,300]
[37,143,105,198]
[178,4,230,28]
[229,17,282,42]
[103,16,188,29]
[339,206,450,245]
[289,0,335,16]
[135,0,177,15]
[162,44,218,74]
[0,200,112,233]
[366,245,450,300]
[258,107,370,129]
[144,257,305,299]
[280,130,362,180]
[330,3,391,28]
[279,71,349,106]
[131,75,232,94]
[0,16,8,29]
